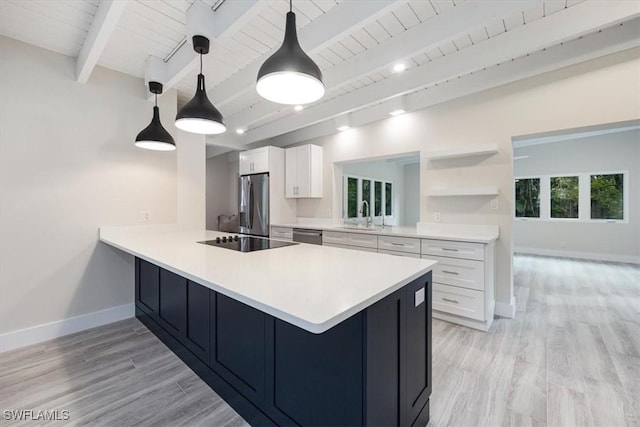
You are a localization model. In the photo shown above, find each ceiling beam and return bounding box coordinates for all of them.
[208,0,401,108]
[260,26,639,149]
[209,0,639,147]
[225,0,546,131]
[146,0,264,100]
[76,0,127,83]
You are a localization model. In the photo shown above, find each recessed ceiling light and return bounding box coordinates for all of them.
[294,105,304,111]
[236,128,245,135]
[393,63,406,73]
[389,109,406,116]
[336,125,350,131]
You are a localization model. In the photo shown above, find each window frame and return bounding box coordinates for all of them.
[513,170,629,223]
[343,174,394,222]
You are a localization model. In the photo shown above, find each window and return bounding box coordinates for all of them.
[344,175,393,220]
[591,174,624,220]
[515,178,540,218]
[347,177,358,218]
[514,171,627,222]
[550,176,579,219]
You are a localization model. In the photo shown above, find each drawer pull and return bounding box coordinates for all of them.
[442,270,459,275]
[442,297,459,304]
[391,243,405,246]
[442,248,459,252]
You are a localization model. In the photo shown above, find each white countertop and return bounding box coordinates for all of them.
[99,225,436,334]
[272,221,499,244]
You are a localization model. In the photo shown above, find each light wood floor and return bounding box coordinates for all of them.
[1,255,638,426]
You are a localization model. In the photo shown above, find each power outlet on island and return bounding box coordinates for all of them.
[139,210,151,222]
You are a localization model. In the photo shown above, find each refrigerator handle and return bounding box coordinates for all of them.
[249,181,254,230]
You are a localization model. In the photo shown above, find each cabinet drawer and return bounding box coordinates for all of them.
[427,256,484,291]
[271,226,293,241]
[421,239,484,261]
[378,249,421,259]
[433,283,485,321]
[378,235,420,254]
[324,243,377,253]
[346,232,378,249]
[323,231,347,245]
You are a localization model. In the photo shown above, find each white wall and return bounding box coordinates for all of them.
[403,163,420,227]
[206,154,231,230]
[0,37,179,337]
[271,48,640,310]
[177,130,206,229]
[513,129,639,263]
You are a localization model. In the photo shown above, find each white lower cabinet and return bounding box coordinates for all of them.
[378,249,421,258]
[323,243,378,253]
[271,226,293,241]
[422,239,495,332]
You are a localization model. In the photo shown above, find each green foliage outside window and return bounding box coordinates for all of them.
[551,176,579,218]
[347,177,358,218]
[385,183,392,216]
[515,178,540,217]
[591,174,623,219]
[374,181,382,216]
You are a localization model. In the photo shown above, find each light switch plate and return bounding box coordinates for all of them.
[139,210,151,222]
[415,287,425,307]
[490,198,499,210]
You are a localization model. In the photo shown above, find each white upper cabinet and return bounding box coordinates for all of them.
[285,145,323,198]
[239,147,270,175]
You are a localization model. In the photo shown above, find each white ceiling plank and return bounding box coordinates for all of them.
[377,13,406,36]
[263,24,638,148]
[393,4,421,29]
[76,0,128,83]
[211,3,639,146]
[208,0,402,107]
[224,0,548,129]
[409,0,437,22]
[147,0,265,99]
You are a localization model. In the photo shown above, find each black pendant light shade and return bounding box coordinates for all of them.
[135,82,176,151]
[175,36,226,135]
[256,4,324,105]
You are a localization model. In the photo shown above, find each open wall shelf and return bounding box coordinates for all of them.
[425,187,499,197]
[425,144,498,161]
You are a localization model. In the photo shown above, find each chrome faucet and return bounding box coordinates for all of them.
[360,201,372,226]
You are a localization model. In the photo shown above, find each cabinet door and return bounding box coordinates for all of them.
[309,144,323,197]
[295,145,310,197]
[285,147,297,198]
[136,258,159,318]
[239,150,252,175]
[251,147,270,174]
[183,280,210,363]
[158,268,187,337]
[210,293,266,403]
[405,278,432,426]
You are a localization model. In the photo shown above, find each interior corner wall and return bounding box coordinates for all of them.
[268,48,640,309]
[206,154,231,230]
[177,130,206,229]
[513,130,640,263]
[0,36,178,336]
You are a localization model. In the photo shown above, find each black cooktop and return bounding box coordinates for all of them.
[198,235,298,253]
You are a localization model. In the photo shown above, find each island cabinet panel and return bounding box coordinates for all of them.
[210,293,266,404]
[265,315,364,426]
[158,269,187,337]
[184,280,210,362]
[136,258,159,318]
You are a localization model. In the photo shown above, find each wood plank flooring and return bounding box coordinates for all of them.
[1,255,638,426]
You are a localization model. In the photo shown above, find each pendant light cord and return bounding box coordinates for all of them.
[154,92,157,108]
[289,0,292,12]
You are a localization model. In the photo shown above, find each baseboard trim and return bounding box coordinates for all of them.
[515,247,640,264]
[495,298,516,319]
[0,304,134,353]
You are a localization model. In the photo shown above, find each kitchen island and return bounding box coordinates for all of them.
[100,225,436,426]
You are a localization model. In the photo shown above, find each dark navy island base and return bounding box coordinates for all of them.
[135,257,433,426]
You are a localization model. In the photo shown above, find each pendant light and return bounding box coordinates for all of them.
[135,82,176,151]
[175,35,226,135]
[256,0,324,105]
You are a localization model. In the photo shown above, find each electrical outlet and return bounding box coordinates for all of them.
[434,212,441,222]
[490,198,499,210]
[139,210,151,222]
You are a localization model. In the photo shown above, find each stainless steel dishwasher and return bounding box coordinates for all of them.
[292,228,323,245]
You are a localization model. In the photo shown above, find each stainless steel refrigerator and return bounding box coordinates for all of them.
[239,173,269,237]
